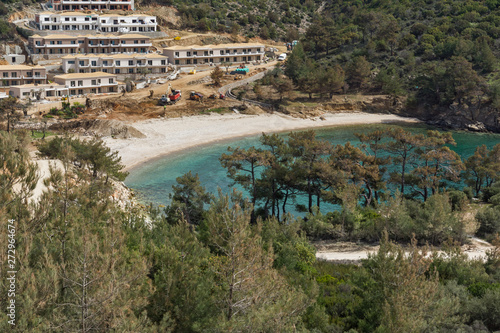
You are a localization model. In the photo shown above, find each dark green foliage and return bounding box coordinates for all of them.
[164,171,211,225]
[37,136,128,181]
[151,0,319,39]
[1,132,500,332]
[476,206,500,237]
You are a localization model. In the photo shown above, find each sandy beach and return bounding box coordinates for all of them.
[104,111,420,171]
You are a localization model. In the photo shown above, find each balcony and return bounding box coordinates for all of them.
[22,75,47,79]
[119,43,152,47]
[43,44,76,48]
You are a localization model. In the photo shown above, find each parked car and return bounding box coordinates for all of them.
[277,53,287,61]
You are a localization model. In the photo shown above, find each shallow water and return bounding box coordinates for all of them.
[125,123,500,207]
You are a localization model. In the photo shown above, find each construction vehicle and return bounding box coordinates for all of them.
[158,89,181,105]
[190,91,204,100]
[168,89,182,102]
[209,93,225,99]
[158,95,171,106]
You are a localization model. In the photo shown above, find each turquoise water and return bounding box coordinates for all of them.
[125,123,500,206]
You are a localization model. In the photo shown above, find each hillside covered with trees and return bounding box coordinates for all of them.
[280,0,500,130]
[1,130,500,332]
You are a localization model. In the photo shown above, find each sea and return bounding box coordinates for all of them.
[125,123,500,207]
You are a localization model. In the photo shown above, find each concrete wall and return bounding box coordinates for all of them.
[2,54,26,65]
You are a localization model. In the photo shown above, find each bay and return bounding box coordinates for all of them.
[125,123,500,207]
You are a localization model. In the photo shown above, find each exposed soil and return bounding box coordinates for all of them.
[314,237,496,263]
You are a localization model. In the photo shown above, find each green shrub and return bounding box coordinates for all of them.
[476,207,500,237]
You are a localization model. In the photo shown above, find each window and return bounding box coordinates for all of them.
[109,78,114,84]
[68,60,75,64]
[204,51,208,56]
[220,50,224,55]
[187,51,191,56]
[2,72,8,78]
[78,40,84,44]
[78,89,83,94]
[115,69,120,74]
[116,60,121,66]
[44,18,49,21]
[102,69,107,73]
[193,51,198,56]
[233,57,237,62]
[134,40,138,44]
[65,18,69,21]
[70,90,75,95]
[26,72,33,77]
[161,60,166,65]
[210,50,213,55]
[71,41,76,44]
[193,59,197,64]
[186,59,191,64]
[174,52,179,57]
[50,41,55,45]
[11,72,17,78]
[91,69,96,73]
[234,49,237,54]
[103,60,108,66]
[175,59,179,65]
[91,61,97,66]
[79,61,84,66]
[148,60,152,65]
[128,60,134,66]
[128,68,134,73]
[70,81,76,87]
[36,41,41,46]
[78,80,83,86]
[91,80,97,85]
[85,17,89,21]
[121,40,125,44]
[141,40,145,44]
[34,72,41,77]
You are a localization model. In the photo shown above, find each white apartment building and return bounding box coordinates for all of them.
[53,72,123,96]
[49,0,134,11]
[97,14,157,33]
[35,12,157,32]
[62,53,168,74]
[9,83,69,99]
[29,34,152,55]
[36,12,98,31]
[162,43,265,66]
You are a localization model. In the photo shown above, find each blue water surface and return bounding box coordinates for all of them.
[125,123,500,207]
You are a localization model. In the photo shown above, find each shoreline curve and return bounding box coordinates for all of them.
[104,112,421,172]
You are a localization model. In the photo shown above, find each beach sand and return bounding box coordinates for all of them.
[104,111,420,171]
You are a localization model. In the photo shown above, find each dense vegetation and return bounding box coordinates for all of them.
[1,131,499,332]
[139,0,316,40]
[273,0,500,127]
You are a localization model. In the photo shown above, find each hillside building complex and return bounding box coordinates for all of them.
[162,43,265,65]
[0,65,47,87]
[35,12,157,32]
[29,34,152,55]
[48,0,134,11]
[62,53,168,74]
